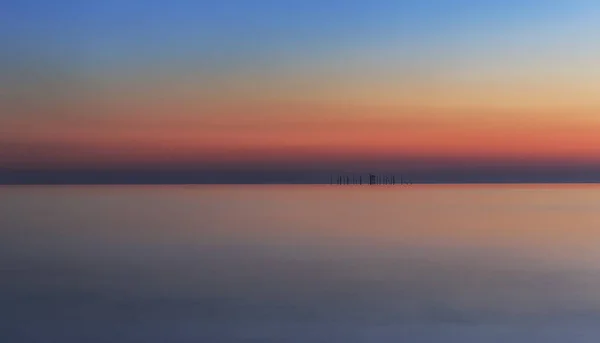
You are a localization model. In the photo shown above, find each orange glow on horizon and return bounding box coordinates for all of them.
[3,103,600,169]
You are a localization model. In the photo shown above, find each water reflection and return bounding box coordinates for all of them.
[2,185,600,342]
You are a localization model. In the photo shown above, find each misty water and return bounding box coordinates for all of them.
[2,185,600,342]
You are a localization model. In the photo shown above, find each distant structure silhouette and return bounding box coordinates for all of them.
[331,173,412,186]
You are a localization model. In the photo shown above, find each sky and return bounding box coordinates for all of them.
[2,0,600,183]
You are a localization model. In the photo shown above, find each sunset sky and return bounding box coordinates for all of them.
[2,1,600,183]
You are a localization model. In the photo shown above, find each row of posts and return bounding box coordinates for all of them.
[331,174,411,185]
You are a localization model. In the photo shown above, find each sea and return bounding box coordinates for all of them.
[2,184,600,342]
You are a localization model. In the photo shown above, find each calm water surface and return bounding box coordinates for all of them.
[2,185,600,342]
